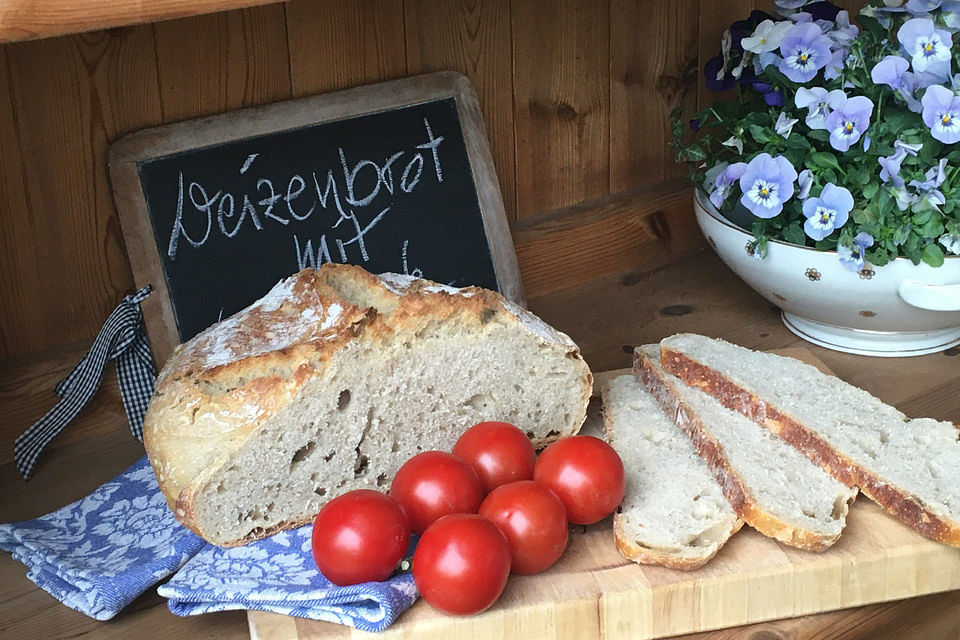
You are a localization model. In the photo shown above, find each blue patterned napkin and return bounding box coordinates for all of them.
[0,455,204,620]
[158,525,419,632]
[1,454,419,629]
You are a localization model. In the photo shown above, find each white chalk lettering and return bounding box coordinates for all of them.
[400,154,424,193]
[285,174,315,221]
[168,171,213,259]
[339,148,381,208]
[417,118,444,182]
[257,179,289,225]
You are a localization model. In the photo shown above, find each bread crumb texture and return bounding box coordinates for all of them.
[144,265,591,546]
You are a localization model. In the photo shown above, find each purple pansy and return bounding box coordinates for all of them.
[807,2,844,22]
[871,55,910,90]
[802,183,853,241]
[910,158,949,206]
[897,18,952,75]
[738,153,798,218]
[838,232,874,271]
[879,152,907,188]
[708,162,749,209]
[779,22,833,82]
[795,86,845,130]
[921,84,960,142]
[941,232,960,254]
[775,112,799,137]
[797,169,814,200]
[704,55,736,92]
[775,0,810,13]
[824,95,874,152]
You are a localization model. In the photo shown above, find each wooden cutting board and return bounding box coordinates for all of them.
[247,349,960,640]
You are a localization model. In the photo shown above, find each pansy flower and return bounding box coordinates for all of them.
[795,86,845,130]
[871,55,910,90]
[921,84,960,142]
[838,232,874,271]
[802,183,853,241]
[797,169,814,200]
[775,112,799,137]
[897,18,952,74]
[738,153,798,218]
[708,162,749,209]
[940,232,960,255]
[824,95,873,152]
[742,20,794,53]
[778,22,833,82]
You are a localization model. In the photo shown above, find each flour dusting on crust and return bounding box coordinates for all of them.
[177,274,347,371]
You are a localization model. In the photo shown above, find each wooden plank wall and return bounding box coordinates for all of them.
[0,0,851,361]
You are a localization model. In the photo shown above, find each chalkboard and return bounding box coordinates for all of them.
[109,72,522,364]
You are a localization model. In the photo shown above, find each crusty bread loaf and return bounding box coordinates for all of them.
[659,333,960,548]
[635,346,857,551]
[144,265,592,546]
[602,375,741,570]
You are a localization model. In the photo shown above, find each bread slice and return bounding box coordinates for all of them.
[144,265,592,546]
[601,375,742,570]
[636,346,857,551]
[659,333,960,548]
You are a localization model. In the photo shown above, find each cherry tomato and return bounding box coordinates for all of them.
[478,480,568,574]
[452,421,537,494]
[390,451,483,534]
[412,513,511,615]
[311,489,410,586]
[533,435,625,525]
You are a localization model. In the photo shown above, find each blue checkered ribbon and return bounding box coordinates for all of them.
[14,286,155,479]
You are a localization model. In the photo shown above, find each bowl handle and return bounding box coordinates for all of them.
[898,280,960,311]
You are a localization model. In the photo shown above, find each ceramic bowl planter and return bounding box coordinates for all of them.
[694,190,960,356]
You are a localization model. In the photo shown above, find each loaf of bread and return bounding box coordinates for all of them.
[659,333,960,548]
[144,265,592,546]
[636,345,857,551]
[602,375,742,570]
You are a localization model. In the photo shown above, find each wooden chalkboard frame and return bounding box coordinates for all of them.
[108,71,522,365]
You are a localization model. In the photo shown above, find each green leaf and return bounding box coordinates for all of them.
[862,182,879,200]
[807,129,829,142]
[922,243,945,267]
[810,151,842,172]
[921,218,945,238]
[783,221,807,245]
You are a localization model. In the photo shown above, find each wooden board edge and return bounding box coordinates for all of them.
[0,0,283,43]
[107,71,522,366]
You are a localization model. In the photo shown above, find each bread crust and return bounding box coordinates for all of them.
[612,514,742,571]
[144,265,591,545]
[635,350,853,552]
[600,381,742,570]
[660,342,960,549]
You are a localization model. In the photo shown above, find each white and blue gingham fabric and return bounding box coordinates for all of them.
[1,455,419,629]
[159,525,418,632]
[14,286,156,480]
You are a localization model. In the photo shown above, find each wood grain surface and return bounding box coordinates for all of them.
[2,250,959,639]
[0,0,724,359]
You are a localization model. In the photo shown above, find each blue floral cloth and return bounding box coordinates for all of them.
[0,455,204,620]
[159,525,419,632]
[1,454,419,630]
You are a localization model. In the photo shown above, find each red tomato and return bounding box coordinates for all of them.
[390,451,483,534]
[311,489,410,586]
[412,514,511,615]
[533,435,625,525]
[478,480,568,574]
[452,421,537,494]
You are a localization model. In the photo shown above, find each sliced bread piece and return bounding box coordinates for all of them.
[144,265,592,546]
[659,333,960,548]
[636,345,857,551]
[602,375,742,570]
